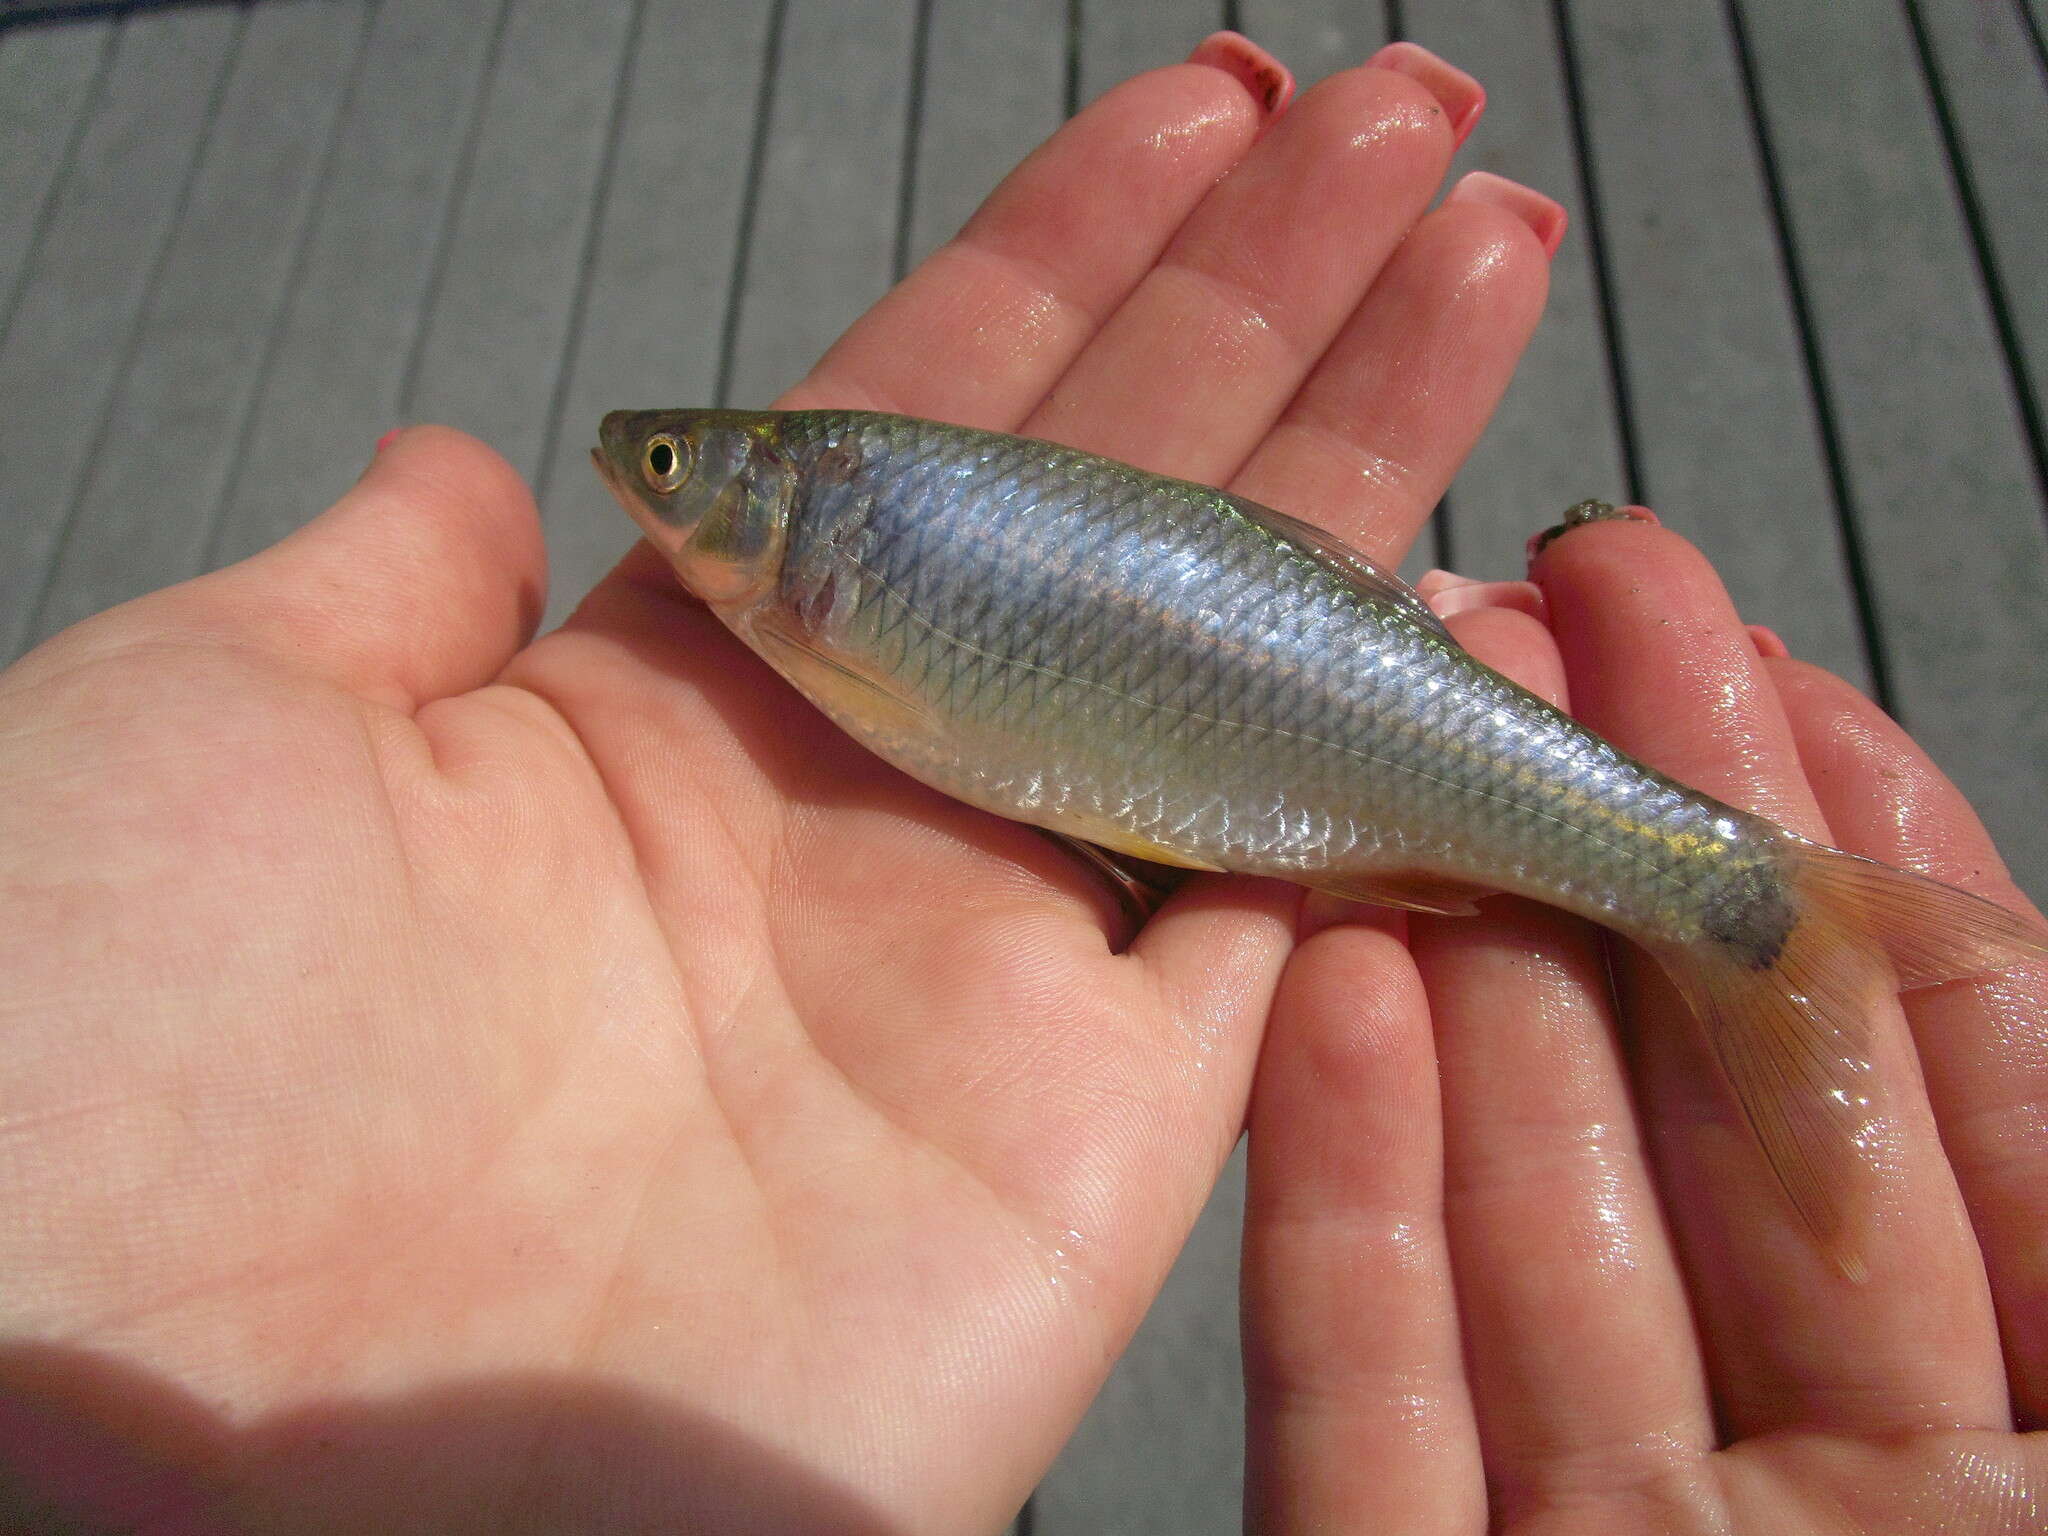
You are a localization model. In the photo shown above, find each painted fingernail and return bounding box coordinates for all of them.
[1525,500,1659,563]
[1423,576,1549,622]
[1419,567,1543,619]
[1747,624,1791,660]
[1414,568,1481,601]
[1447,170,1569,258]
[1366,41,1485,146]
[375,428,403,454]
[1187,31,1295,118]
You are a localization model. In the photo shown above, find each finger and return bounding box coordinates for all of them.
[1228,176,1556,564]
[1438,604,1561,705]
[1242,924,1484,1534]
[1414,598,1715,1514]
[63,428,545,711]
[781,56,1273,425]
[1414,901,1719,1517]
[1746,623,1790,660]
[1770,655,2048,1426]
[1534,519,2008,1436]
[1018,58,1470,480]
[1415,569,1548,625]
[1287,594,1561,942]
[571,56,1271,637]
[1185,30,1298,119]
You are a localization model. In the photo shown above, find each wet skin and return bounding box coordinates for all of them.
[3,34,2046,1536]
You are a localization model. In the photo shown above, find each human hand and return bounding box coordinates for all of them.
[0,40,1552,1533]
[1243,519,2048,1531]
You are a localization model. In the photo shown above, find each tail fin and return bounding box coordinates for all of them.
[1655,839,2048,1283]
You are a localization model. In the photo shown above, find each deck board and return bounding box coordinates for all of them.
[1077,0,1223,109]
[1,6,2043,1532]
[1238,0,1385,85]
[533,0,774,623]
[905,0,1066,271]
[1033,1144,1249,1534]
[725,0,918,410]
[1913,0,2048,484]
[0,3,241,659]
[1739,0,2048,896]
[28,0,369,645]
[1563,1,1870,688]
[0,16,112,330]
[399,0,636,493]
[1402,0,1633,584]
[200,0,506,568]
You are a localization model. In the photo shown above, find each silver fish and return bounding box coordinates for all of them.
[596,407,2046,1277]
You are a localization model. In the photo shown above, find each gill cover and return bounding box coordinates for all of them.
[598,409,792,606]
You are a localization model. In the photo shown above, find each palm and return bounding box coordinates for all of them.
[1244,532,2048,1533]
[8,50,1551,1525]
[7,545,1277,1526]
[1712,1430,2042,1534]
[15,41,2044,1536]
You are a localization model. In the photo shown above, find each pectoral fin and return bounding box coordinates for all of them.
[1045,832,1186,934]
[1304,870,1491,916]
[750,615,941,743]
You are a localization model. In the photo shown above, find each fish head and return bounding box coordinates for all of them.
[594,408,792,607]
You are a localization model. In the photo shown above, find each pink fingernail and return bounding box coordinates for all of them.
[1747,624,1790,660]
[1414,568,1482,602]
[1424,577,1549,622]
[1187,31,1295,118]
[1447,170,1569,258]
[375,428,402,454]
[1366,40,1485,146]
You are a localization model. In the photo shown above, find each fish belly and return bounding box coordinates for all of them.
[755,412,1768,947]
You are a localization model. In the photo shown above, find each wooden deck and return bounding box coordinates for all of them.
[4,1,2044,1528]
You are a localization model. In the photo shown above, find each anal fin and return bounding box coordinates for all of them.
[1305,870,1492,917]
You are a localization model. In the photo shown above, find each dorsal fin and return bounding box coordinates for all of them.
[1225,496,1453,641]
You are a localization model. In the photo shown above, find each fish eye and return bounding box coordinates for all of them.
[642,433,690,493]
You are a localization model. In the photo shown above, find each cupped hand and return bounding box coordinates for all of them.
[0,42,1551,1534]
[1245,522,2048,1531]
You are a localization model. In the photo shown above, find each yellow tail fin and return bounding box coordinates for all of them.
[1656,839,2047,1283]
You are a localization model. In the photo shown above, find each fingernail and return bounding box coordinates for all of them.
[1525,500,1659,564]
[1422,575,1549,622]
[1187,31,1295,118]
[1366,41,1485,146]
[1747,624,1790,660]
[1414,568,1482,602]
[375,428,403,455]
[1447,170,1568,258]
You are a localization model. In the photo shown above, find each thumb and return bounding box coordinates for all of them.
[81,427,546,709]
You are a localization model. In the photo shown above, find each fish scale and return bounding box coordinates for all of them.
[759,411,1692,908]
[597,405,2048,1276]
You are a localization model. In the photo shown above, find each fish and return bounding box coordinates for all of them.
[593,406,2048,1278]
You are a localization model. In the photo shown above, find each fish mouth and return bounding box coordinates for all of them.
[591,443,646,522]
[590,443,621,497]
[591,441,674,555]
